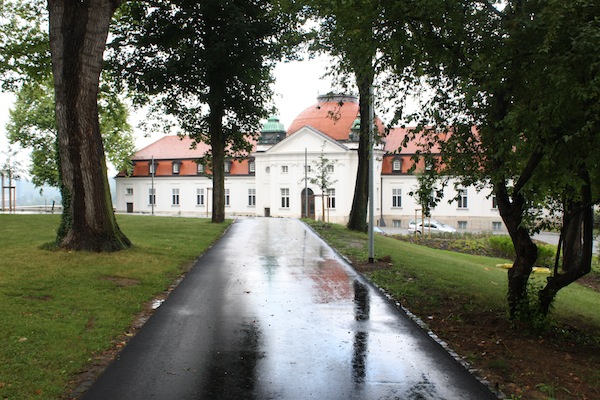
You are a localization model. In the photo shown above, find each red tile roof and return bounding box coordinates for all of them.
[132,136,210,160]
[383,127,444,154]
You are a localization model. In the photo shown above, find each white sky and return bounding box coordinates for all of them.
[0,56,336,176]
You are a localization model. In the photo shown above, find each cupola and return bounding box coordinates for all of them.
[258,116,286,144]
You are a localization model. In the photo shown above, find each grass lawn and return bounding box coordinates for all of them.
[310,221,600,327]
[308,221,600,399]
[0,214,229,400]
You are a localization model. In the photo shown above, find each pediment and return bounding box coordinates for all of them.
[265,126,348,155]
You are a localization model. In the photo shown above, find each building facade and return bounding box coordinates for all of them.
[115,94,505,232]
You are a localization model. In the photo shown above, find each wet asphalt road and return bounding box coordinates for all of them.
[82,218,498,400]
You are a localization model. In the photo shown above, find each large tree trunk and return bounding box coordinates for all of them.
[48,0,131,251]
[347,75,372,232]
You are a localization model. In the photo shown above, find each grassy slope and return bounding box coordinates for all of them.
[0,214,229,399]
[310,221,600,330]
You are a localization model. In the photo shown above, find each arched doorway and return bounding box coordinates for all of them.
[301,188,315,219]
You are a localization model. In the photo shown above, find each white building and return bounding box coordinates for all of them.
[115,94,505,232]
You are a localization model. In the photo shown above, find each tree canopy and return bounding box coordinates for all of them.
[302,0,424,232]
[108,0,300,222]
[302,0,382,232]
[0,0,50,89]
[7,77,134,188]
[398,0,600,317]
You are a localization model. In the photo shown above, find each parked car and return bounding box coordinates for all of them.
[408,219,457,234]
[408,218,441,230]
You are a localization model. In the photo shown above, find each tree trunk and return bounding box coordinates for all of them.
[561,200,584,273]
[209,103,226,223]
[539,170,593,314]
[48,0,130,251]
[495,180,537,317]
[347,75,372,232]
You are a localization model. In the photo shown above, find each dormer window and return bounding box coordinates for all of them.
[392,157,402,173]
[148,160,158,175]
[172,161,182,175]
[197,162,204,175]
[225,161,232,174]
[249,160,256,174]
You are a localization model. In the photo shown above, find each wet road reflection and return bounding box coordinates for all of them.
[352,280,370,386]
[212,218,496,399]
[82,218,497,400]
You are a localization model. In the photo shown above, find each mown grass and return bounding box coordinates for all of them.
[0,214,229,399]
[308,221,600,329]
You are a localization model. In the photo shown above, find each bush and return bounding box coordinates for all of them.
[536,243,557,268]
[486,235,515,260]
[486,235,557,268]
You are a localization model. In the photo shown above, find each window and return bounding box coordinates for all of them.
[225,188,230,207]
[224,162,231,173]
[197,163,204,175]
[327,188,336,209]
[458,221,467,230]
[491,195,498,209]
[148,188,156,205]
[392,158,401,172]
[172,161,181,175]
[392,188,402,208]
[457,189,468,208]
[248,188,256,206]
[126,188,133,195]
[196,188,204,206]
[281,188,290,208]
[392,220,402,228]
[327,164,334,173]
[172,188,180,206]
[492,221,503,231]
[249,161,256,174]
[281,165,288,174]
[149,161,157,175]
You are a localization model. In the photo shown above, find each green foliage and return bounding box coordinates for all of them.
[0,214,229,399]
[394,0,600,314]
[410,169,445,218]
[109,0,300,221]
[535,382,571,399]
[486,236,516,259]
[302,0,419,231]
[512,280,554,333]
[109,0,294,152]
[0,146,24,182]
[0,0,50,89]
[6,77,135,187]
[486,235,558,269]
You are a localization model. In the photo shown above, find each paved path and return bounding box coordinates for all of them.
[82,218,498,400]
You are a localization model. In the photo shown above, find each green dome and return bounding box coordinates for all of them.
[261,116,285,133]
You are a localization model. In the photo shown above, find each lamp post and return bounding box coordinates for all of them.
[304,148,308,218]
[151,156,155,215]
[1,171,5,212]
[368,85,375,263]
